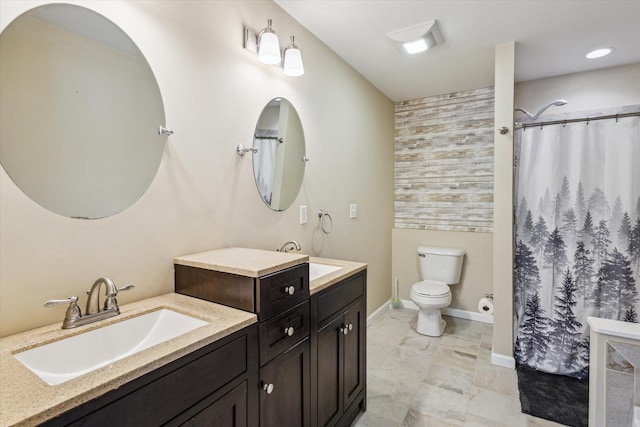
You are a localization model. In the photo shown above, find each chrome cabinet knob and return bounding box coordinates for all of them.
[284,326,295,337]
[340,323,353,335]
[284,286,295,295]
[262,383,274,394]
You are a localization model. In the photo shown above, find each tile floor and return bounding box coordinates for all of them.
[352,307,567,427]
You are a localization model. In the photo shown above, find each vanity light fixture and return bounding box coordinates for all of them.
[243,19,305,76]
[585,47,613,59]
[386,20,443,55]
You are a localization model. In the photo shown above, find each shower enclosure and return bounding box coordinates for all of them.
[513,105,640,378]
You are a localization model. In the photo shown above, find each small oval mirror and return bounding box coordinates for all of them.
[0,4,167,219]
[252,98,306,211]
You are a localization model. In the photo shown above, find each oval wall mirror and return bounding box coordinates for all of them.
[252,98,306,211]
[0,4,168,219]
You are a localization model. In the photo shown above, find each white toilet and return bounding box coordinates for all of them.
[410,245,465,336]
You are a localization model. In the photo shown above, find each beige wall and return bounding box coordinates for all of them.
[0,0,394,336]
[391,229,493,311]
[515,63,640,114]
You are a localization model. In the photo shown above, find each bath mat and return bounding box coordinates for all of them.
[516,364,589,427]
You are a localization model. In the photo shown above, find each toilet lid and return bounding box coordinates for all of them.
[412,280,449,297]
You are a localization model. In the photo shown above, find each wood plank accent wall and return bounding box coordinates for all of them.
[395,87,495,232]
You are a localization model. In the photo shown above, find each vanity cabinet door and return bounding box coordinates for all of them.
[180,382,247,427]
[316,314,344,427]
[342,301,365,410]
[311,270,367,427]
[259,338,311,427]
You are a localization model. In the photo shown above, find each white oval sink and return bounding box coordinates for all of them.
[14,309,208,386]
[309,262,342,281]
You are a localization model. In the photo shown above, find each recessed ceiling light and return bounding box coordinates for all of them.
[585,48,613,59]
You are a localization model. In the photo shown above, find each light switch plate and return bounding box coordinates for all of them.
[349,204,358,219]
[300,205,308,224]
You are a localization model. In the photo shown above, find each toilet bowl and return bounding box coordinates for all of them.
[409,246,465,337]
[411,280,451,336]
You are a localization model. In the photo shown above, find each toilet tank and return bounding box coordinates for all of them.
[417,245,465,284]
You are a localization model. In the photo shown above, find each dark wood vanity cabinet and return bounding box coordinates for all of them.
[311,270,367,427]
[38,262,366,427]
[175,262,312,427]
[43,324,259,427]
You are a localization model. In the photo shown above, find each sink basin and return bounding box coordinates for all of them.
[309,262,342,281]
[14,309,208,386]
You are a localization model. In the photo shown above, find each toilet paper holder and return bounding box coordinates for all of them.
[485,293,494,299]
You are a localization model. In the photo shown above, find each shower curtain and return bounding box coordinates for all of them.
[513,114,640,379]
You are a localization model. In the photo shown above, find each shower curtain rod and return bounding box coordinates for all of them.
[515,111,640,130]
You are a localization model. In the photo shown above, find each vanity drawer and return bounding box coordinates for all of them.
[259,300,309,366]
[256,263,309,320]
[316,271,365,324]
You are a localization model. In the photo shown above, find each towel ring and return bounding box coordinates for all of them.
[318,209,333,234]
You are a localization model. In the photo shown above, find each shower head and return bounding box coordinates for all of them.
[515,99,568,121]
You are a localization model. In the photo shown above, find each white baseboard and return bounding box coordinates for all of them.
[491,352,516,369]
[400,299,493,324]
[367,300,390,327]
[443,307,493,324]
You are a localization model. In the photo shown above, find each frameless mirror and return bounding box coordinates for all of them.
[252,98,306,211]
[0,4,168,219]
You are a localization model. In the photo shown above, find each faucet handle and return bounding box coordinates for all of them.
[118,284,135,293]
[44,295,79,307]
[103,284,135,311]
[45,295,82,326]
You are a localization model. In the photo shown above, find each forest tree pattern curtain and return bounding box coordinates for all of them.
[513,115,640,379]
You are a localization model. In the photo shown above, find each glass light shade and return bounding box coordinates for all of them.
[258,31,281,65]
[283,46,304,76]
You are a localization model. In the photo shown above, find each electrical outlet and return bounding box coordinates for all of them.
[349,204,358,219]
[300,205,307,224]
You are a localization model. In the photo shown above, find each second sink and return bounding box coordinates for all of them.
[309,262,342,281]
[14,309,208,385]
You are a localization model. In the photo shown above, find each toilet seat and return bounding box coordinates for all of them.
[411,280,449,297]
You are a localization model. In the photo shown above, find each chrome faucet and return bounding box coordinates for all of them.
[45,277,134,329]
[278,240,302,253]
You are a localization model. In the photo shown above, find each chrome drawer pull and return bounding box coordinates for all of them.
[283,285,295,295]
[284,326,295,336]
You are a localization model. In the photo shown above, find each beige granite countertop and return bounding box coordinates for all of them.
[174,247,309,277]
[308,257,367,295]
[0,293,256,427]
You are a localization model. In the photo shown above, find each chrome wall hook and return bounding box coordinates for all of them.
[236,144,258,157]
